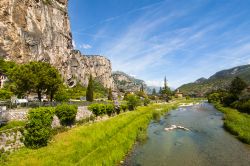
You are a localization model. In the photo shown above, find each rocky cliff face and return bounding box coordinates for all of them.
[112,71,146,92]
[0,0,113,88]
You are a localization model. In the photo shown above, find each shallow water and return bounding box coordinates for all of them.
[124,103,250,166]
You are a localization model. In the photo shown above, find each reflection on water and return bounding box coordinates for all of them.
[124,103,250,166]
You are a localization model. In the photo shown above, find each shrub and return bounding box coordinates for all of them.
[24,107,54,148]
[232,100,250,114]
[55,104,78,126]
[143,98,150,106]
[54,88,69,102]
[207,92,221,103]
[125,94,141,111]
[120,103,128,112]
[106,104,115,116]
[0,89,13,100]
[221,93,238,106]
[88,103,106,117]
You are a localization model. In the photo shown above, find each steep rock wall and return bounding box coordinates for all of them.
[0,0,114,88]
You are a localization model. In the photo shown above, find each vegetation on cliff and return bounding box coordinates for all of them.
[179,64,250,96]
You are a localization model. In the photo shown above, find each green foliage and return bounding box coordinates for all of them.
[43,0,52,5]
[0,58,16,75]
[231,100,250,114]
[54,86,70,102]
[86,75,94,102]
[179,65,250,97]
[0,89,13,100]
[106,104,115,116]
[93,79,108,98]
[222,93,238,106]
[214,104,250,144]
[24,107,55,149]
[67,83,86,100]
[8,62,62,100]
[125,94,141,111]
[0,121,25,131]
[229,77,247,96]
[108,88,113,100]
[208,92,221,103]
[88,103,105,116]
[143,98,150,106]
[55,104,78,126]
[1,104,177,165]
[152,88,157,95]
[120,103,128,112]
[88,103,116,117]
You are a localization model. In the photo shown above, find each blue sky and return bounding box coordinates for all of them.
[68,0,250,88]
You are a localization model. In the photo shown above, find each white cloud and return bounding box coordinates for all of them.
[72,40,76,48]
[146,80,164,87]
[80,44,92,49]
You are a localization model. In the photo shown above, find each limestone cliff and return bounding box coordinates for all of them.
[112,71,146,92]
[0,0,113,88]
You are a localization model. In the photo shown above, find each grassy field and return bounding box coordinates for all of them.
[1,103,177,166]
[214,104,250,144]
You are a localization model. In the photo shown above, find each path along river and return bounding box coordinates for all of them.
[124,102,250,166]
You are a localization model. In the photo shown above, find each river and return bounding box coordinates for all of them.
[124,102,250,166]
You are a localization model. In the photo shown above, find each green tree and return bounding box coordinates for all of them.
[45,67,63,101]
[152,88,156,95]
[86,75,94,102]
[161,76,172,101]
[229,77,247,96]
[108,88,113,101]
[125,94,141,111]
[8,62,62,100]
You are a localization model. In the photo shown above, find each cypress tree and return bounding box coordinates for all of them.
[86,75,94,102]
[108,88,113,101]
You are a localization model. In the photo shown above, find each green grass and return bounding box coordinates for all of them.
[0,121,26,132]
[214,103,250,144]
[1,103,177,166]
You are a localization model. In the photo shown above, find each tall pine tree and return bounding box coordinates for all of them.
[86,75,94,102]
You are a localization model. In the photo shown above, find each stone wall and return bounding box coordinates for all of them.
[1,106,92,122]
[0,128,24,153]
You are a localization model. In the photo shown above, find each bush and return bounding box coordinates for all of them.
[120,103,128,112]
[24,107,54,148]
[231,100,250,114]
[106,104,115,116]
[55,104,78,126]
[54,88,69,102]
[143,98,150,106]
[0,89,13,100]
[222,93,238,106]
[88,103,106,117]
[207,92,221,103]
[125,94,141,111]
[88,103,117,117]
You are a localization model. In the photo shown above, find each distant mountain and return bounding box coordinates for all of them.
[112,71,147,93]
[178,64,250,97]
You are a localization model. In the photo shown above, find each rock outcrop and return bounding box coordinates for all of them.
[112,71,146,92]
[0,0,114,88]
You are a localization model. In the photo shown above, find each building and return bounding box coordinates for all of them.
[0,73,7,89]
[175,89,183,98]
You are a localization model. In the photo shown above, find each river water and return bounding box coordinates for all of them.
[124,103,250,166]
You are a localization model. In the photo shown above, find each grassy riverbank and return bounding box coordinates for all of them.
[1,103,177,166]
[214,104,250,144]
